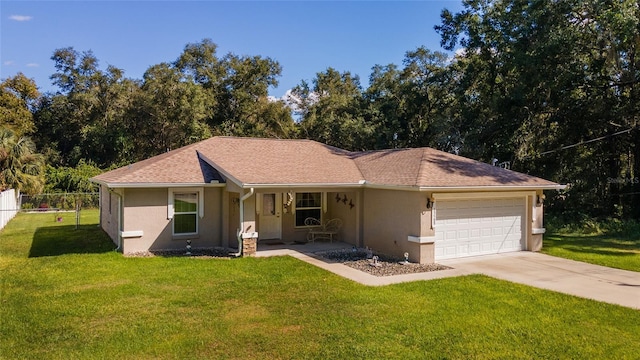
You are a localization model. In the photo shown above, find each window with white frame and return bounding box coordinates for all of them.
[173,192,198,235]
[295,192,321,227]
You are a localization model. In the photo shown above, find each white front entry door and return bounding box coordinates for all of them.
[434,197,525,260]
[259,193,282,239]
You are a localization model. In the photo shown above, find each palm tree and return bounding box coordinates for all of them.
[0,127,44,194]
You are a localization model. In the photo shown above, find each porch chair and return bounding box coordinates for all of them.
[306,217,342,243]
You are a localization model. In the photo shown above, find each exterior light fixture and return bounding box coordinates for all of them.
[426,198,433,209]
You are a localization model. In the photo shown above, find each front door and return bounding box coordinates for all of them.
[259,193,282,239]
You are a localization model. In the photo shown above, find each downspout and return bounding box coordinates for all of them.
[233,187,254,257]
[109,188,123,252]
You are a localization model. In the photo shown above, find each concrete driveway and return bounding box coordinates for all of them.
[260,244,639,309]
[438,252,640,310]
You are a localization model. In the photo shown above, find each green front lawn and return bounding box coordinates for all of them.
[2,211,639,359]
[542,231,640,272]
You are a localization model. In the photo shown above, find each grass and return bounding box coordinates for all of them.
[542,220,640,272]
[1,211,639,359]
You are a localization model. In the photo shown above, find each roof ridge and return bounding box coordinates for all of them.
[214,135,317,144]
[349,150,367,182]
[417,148,428,187]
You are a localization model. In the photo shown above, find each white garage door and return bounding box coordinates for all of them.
[434,197,525,260]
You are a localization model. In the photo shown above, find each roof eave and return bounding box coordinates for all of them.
[362,183,566,192]
[89,180,226,189]
[241,182,366,189]
[418,184,567,191]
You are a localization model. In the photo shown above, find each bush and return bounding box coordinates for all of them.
[44,160,103,193]
[546,215,640,238]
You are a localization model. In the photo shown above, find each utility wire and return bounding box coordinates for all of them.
[539,127,635,156]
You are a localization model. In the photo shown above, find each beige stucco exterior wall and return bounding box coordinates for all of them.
[362,188,430,263]
[226,192,240,248]
[241,193,256,235]
[99,185,120,245]
[120,187,223,254]
[327,191,357,245]
[529,190,545,251]
[280,205,309,243]
[257,190,359,245]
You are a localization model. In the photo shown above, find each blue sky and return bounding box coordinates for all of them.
[1,1,463,97]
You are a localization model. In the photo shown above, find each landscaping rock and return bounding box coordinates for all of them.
[318,249,451,277]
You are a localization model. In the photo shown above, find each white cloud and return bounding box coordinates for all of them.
[9,15,33,21]
[3,61,15,66]
[454,48,467,57]
[26,63,39,67]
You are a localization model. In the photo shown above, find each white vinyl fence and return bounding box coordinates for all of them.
[0,189,19,230]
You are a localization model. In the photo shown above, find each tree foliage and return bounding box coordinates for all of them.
[34,48,137,167]
[292,68,373,150]
[0,128,45,194]
[0,73,40,136]
[2,16,638,220]
[435,0,640,219]
[44,160,103,193]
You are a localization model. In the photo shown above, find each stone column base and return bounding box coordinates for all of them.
[242,237,257,257]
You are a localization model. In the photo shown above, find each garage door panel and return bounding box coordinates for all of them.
[435,197,525,260]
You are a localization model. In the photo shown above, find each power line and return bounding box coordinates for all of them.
[539,127,635,156]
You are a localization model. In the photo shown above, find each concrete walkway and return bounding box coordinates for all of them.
[257,245,639,310]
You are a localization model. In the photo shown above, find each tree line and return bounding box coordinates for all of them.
[1,0,638,221]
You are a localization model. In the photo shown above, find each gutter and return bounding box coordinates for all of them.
[239,181,366,189]
[89,180,225,189]
[90,177,565,192]
[417,184,567,192]
[233,187,255,257]
[92,178,565,194]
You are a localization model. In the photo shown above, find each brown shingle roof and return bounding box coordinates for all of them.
[91,142,223,185]
[92,136,559,188]
[352,147,558,187]
[195,137,364,184]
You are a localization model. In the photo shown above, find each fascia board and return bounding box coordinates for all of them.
[432,191,536,201]
[89,178,107,186]
[241,183,365,189]
[94,182,225,189]
[418,184,566,191]
[239,183,566,191]
[363,183,420,191]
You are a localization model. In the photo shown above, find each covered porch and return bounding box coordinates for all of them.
[222,186,364,254]
[255,239,354,257]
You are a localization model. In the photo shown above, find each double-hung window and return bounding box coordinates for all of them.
[295,192,321,227]
[173,192,198,235]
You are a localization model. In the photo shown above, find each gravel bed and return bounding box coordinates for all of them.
[319,249,451,277]
[124,247,452,277]
[125,248,234,258]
